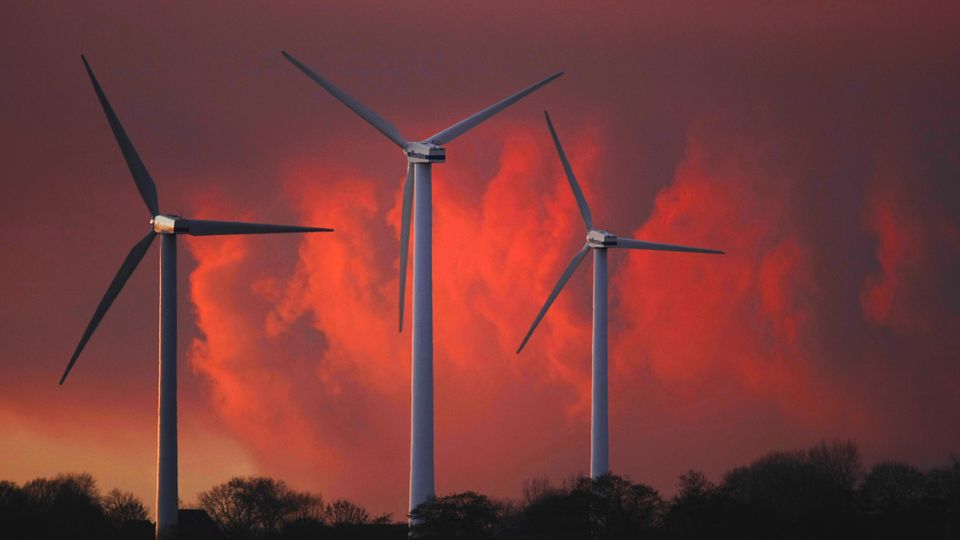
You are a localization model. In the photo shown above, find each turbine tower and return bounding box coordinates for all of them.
[61,56,333,540]
[281,51,562,513]
[517,111,724,478]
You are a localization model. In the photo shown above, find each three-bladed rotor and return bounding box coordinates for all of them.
[282,51,563,332]
[60,57,333,385]
[516,111,725,353]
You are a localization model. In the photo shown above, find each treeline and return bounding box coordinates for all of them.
[0,473,151,539]
[415,441,960,539]
[194,476,399,539]
[0,474,401,540]
[2,441,959,539]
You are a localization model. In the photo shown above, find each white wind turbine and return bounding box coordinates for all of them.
[517,111,724,478]
[281,50,562,513]
[60,56,333,540]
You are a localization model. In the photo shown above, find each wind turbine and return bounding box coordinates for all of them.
[517,111,724,478]
[281,50,562,513]
[61,56,333,540]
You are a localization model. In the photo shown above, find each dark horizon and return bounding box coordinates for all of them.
[3,439,959,538]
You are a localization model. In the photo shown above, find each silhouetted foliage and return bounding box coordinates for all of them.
[718,440,860,538]
[0,474,153,539]
[327,498,370,525]
[661,469,727,537]
[410,491,503,539]
[4,441,960,539]
[0,480,32,539]
[180,508,228,540]
[858,461,926,538]
[22,473,114,539]
[103,488,149,524]
[922,456,960,537]
[513,477,588,539]
[574,473,663,537]
[198,476,324,539]
[194,476,401,539]
[509,473,663,539]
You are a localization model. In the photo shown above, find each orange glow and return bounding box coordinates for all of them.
[613,133,847,425]
[181,124,875,515]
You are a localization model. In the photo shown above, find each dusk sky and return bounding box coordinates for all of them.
[2,1,959,519]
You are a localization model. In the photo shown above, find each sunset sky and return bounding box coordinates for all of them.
[1,1,959,519]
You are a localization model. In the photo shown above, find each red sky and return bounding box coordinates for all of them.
[2,1,959,519]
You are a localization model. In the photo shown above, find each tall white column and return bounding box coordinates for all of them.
[591,247,609,477]
[409,163,435,515]
[157,234,178,539]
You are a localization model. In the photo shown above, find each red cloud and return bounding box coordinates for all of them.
[613,132,843,425]
[186,122,956,517]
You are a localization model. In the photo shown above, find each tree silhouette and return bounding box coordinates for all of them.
[858,461,925,538]
[409,491,502,539]
[21,473,113,539]
[661,470,727,538]
[103,488,148,524]
[504,474,664,539]
[0,480,31,538]
[521,477,549,504]
[327,499,370,526]
[861,462,925,510]
[917,457,960,539]
[3,443,960,539]
[573,473,663,538]
[514,478,588,540]
[718,440,861,537]
[198,476,323,539]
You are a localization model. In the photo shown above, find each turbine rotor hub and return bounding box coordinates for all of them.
[587,229,617,248]
[151,214,187,234]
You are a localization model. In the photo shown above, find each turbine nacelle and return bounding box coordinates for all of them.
[587,229,617,248]
[405,141,446,164]
[151,214,187,234]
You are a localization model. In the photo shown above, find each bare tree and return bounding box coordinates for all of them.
[326,498,370,525]
[287,491,326,522]
[522,476,557,505]
[198,476,323,537]
[102,488,148,524]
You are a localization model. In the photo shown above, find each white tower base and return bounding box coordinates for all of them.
[157,234,178,539]
[409,163,435,515]
[591,247,609,477]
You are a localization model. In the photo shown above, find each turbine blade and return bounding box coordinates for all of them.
[545,111,592,229]
[398,163,415,332]
[281,51,408,149]
[81,55,160,216]
[427,71,564,146]
[516,243,591,353]
[184,219,333,236]
[60,231,156,385]
[616,237,724,254]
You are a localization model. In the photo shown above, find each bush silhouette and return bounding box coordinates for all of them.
[3,442,960,539]
[410,491,502,539]
[198,476,324,538]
